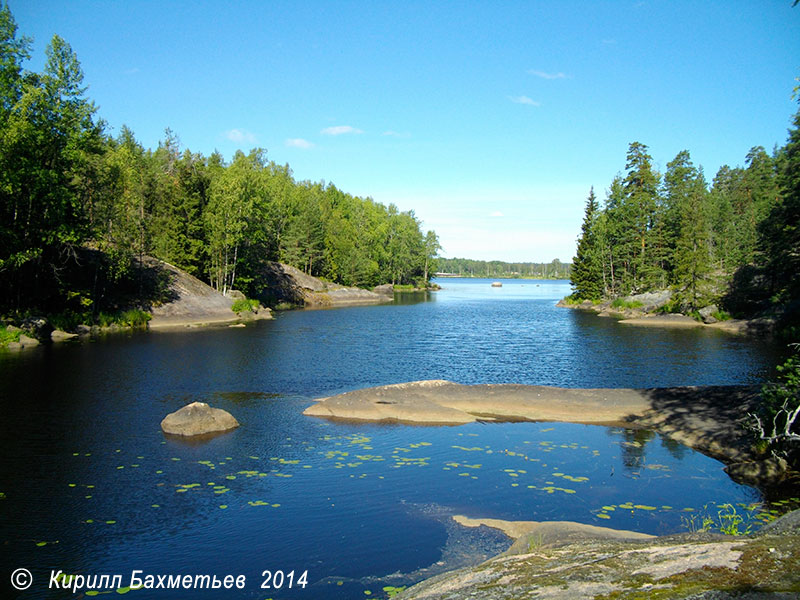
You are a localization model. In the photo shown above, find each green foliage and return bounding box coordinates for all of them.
[0,325,21,346]
[574,119,799,331]
[49,308,150,330]
[231,298,259,313]
[0,4,436,318]
[118,309,151,328]
[681,502,771,536]
[570,187,603,300]
[753,344,800,466]
[610,298,643,310]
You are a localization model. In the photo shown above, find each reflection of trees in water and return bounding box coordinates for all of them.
[608,428,688,473]
[660,435,686,461]
[607,428,656,472]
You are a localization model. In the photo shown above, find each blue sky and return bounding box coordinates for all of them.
[10,0,800,262]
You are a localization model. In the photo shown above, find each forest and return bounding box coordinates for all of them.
[0,5,440,320]
[436,257,571,279]
[570,113,800,331]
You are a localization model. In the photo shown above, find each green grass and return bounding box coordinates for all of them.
[561,294,602,305]
[610,298,643,310]
[48,309,151,331]
[97,309,151,328]
[0,326,21,347]
[272,302,297,311]
[231,298,260,313]
[118,309,151,327]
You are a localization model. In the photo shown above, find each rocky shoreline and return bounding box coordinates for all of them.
[557,290,776,335]
[396,510,800,599]
[257,262,394,309]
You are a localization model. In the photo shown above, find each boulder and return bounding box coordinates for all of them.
[626,290,672,312]
[257,262,390,308]
[372,283,395,296]
[18,334,40,348]
[160,402,239,437]
[75,324,92,336]
[20,316,51,339]
[699,304,719,324]
[51,329,79,342]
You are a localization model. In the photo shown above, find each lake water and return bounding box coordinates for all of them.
[0,279,781,599]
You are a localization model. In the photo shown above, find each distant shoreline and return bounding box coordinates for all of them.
[434,274,569,280]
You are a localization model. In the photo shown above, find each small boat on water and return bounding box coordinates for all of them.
[491,281,503,287]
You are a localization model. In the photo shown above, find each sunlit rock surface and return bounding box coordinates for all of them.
[397,511,800,599]
[161,402,239,437]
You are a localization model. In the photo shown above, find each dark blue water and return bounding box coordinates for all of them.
[0,279,779,599]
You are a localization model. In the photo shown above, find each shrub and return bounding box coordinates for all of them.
[231,298,259,313]
[611,298,643,310]
[0,326,21,347]
[50,310,92,331]
[97,309,151,328]
[120,309,151,328]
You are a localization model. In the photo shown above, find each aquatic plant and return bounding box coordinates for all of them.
[679,501,787,535]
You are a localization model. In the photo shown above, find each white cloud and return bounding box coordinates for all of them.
[321,125,364,136]
[489,210,505,217]
[285,138,315,149]
[509,95,540,106]
[527,69,569,80]
[382,130,411,138]
[225,128,257,144]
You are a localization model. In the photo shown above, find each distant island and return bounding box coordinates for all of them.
[436,257,571,279]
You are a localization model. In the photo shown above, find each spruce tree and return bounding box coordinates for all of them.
[571,187,603,300]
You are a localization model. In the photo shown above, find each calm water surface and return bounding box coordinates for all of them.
[0,279,780,598]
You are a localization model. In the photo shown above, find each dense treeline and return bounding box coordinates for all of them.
[437,257,571,279]
[0,6,438,318]
[571,106,800,330]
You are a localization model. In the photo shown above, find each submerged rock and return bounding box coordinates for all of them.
[160,402,239,437]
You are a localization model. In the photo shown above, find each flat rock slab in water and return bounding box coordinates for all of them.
[304,381,786,487]
[161,402,239,436]
[304,380,652,426]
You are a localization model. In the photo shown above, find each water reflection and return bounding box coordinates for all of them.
[0,278,781,600]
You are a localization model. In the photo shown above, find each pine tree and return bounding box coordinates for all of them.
[673,170,711,310]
